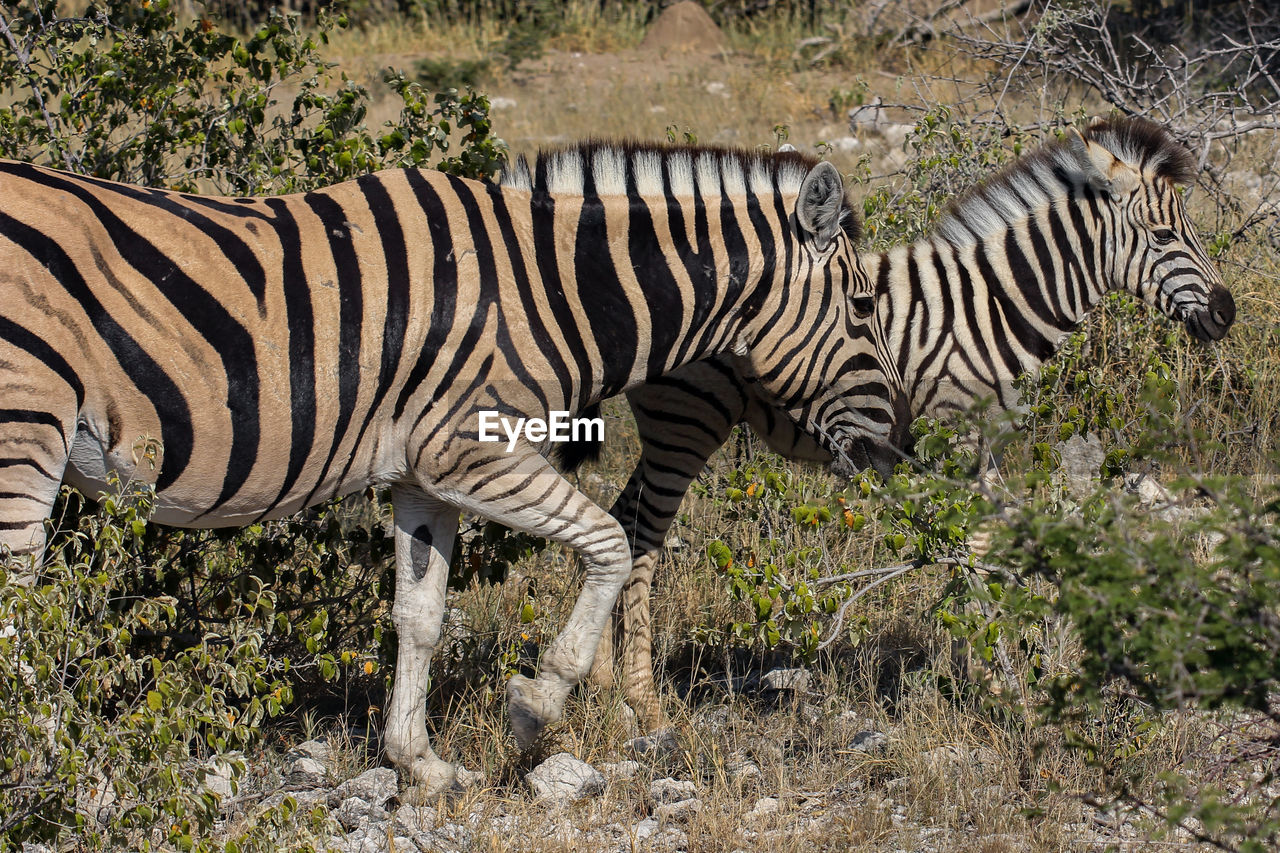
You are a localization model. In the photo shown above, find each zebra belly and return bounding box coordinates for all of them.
[59,399,390,528]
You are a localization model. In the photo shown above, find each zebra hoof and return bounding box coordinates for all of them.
[408,756,482,798]
[507,674,562,749]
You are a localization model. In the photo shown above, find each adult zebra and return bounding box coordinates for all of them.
[0,143,889,793]
[531,117,1236,730]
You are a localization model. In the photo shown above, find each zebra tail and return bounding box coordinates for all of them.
[552,403,604,470]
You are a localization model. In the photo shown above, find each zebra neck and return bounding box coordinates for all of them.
[867,218,1111,409]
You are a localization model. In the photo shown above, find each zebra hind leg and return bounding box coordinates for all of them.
[0,398,76,574]
[436,449,632,750]
[382,485,481,794]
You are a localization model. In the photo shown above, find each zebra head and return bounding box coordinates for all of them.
[737,159,900,477]
[1067,117,1235,342]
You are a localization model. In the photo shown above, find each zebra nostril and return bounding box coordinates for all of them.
[1213,310,1228,327]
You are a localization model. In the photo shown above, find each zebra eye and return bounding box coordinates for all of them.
[851,296,875,318]
[1152,228,1177,245]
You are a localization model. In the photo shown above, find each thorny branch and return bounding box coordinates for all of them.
[944,0,1280,243]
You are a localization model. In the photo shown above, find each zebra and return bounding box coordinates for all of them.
[523,117,1236,731]
[0,141,889,793]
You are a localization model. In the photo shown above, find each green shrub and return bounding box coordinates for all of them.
[0,0,505,191]
[0,478,335,851]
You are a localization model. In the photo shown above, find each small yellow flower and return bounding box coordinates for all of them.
[363,660,375,675]
[745,482,759,497]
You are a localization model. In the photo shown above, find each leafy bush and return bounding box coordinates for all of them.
[0,479,337,851]
[0,0,505,191]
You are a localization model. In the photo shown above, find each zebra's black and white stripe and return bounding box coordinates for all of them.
[0,142,879,792]
[562,117,1236,729]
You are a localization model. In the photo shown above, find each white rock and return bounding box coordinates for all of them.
[292,738,332,764]
[848,96,885,129]
[286,756,329,788]
[655,797,702,822]
[1057,433,1104,498]
[332,767,398,810]
[633,816,659,841]
[760,667,810,692]
[201,753,240,802]
[625,729,680,759]
[746,796,780,821]
[830,136,861,153]
[847,729,888,754]
[524,752,605,803]
[705,81,729,97]
[650,777,697,803]
[656,827,689,849]
[918,745,965,774]
[600,759,640,781]
[332,796,389,831]
[489,96,517,110]
[1125,472,1172,506]
[727,756,761,784]
[878,122,913,148]
[393,803,437,834]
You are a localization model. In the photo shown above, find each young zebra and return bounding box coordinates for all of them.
[0,143,890,793]
[558,117,1236,730]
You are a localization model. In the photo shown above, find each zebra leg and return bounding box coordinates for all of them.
[433,449,632,749]
[585,469,647,691]
[604,374,748,730]
[383,484,477,794]
[586,582,620,689]
[0,374,77,568]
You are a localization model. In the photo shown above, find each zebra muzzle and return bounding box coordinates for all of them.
[1186,286,1236,342]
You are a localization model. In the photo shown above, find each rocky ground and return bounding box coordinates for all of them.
[184,662,1185,853]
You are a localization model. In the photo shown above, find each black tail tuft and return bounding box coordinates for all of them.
[552,403,605,470]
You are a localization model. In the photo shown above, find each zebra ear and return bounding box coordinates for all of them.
[1067,127,1115,198]
[796,161,846,252]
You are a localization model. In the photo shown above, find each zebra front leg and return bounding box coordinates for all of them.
[606,371,747,730]
[382,485,479,794]
[436,449,632,749]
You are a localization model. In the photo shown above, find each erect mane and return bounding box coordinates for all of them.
[933,117,1196,247]
[1082,115,1197,185]
[498,140,862,242]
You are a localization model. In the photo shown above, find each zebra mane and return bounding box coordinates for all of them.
[934,117,1196,247]
[499,141,861,241]
[1082,116,1196,186]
